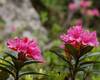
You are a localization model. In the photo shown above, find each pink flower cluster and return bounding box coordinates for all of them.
[68,3,78,11]
[86,9,100,16]
[68,0,91,11]
[68,0,100,16]
[80,0,92,8]
[7,37,43,62]
[60,26,99,48]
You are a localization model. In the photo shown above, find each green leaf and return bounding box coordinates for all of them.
[50,50,72,67]
[92,70,100,75]
[79,61,100,68]
[79,52,100,61]
[79,64,93,68]
[80,61,100,66]
[0,62,15,72]
[0,66,15,78]
[80,46,93,57]
[65,44,78,59]
[76,68,86,73]
[0,57,14,67]
[20,60,41,69]
[5,52,17,59]
[19,72,47,79]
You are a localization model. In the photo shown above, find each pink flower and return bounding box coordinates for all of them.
[81,31,99,46]
[60,26,99,48]
[68,3,78,11]
[86,9,100,16]
[7,37,44,62]
[80,0,92,8]
[60,26,83,47]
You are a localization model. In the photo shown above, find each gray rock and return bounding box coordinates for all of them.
[0,0,47,34]
[0,0,48,48]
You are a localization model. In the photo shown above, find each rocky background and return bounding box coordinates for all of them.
[0,0,48,48]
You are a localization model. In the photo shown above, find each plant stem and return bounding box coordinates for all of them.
[71,58,79,80]
[15,70,19,80]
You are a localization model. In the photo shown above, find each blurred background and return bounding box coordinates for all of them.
[0,0,100,80]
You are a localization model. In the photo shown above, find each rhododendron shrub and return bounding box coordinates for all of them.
[51,25,100,80]
[0,37,46,80]
[60,26,99,48]
[7,37,43,62]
